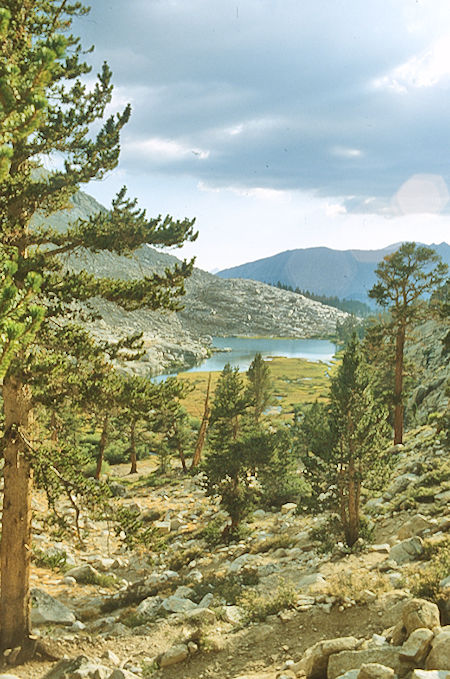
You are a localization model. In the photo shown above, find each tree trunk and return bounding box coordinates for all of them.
[191,374,211,469]
[95,415,109,480]
[393,322,406,445]
[178,446,188,473]
[0,375,33,651]
[129,420,137,474]
[346,457,360,547]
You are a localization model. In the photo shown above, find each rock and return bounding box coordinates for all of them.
[44,656,110,679]
[327,647,407,679]
[302,637,360,679]
[402,599,441,635]
[135,596,162,620]
[229,553,259,573]
[425,630,450,670]
[297,573,326,590]
[158,644,189,668]
[397,515,434,540]
[223,605,244,625]
[64,564,99,584]
[390,621,407,647]
[102,650,121,666]
[253,509,266,519]
[161,595,197,614]
[281,503,298,514]
[412,672,450,679]
[358,664,396,679]
[198,593,214,608]
[109,670,141,679]
[390,538,424,564]
[184,607,217,625]
[0,675,21,679]
[31,588,76,626]
[399,628,434,664]
[71,621,86,631]
[154,520,171,533]
[368,545,391,554]
[335,671,360,679]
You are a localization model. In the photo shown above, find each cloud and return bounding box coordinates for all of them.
[73,0,450,219]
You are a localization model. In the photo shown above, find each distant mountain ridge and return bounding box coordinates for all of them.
[217,243,450,303]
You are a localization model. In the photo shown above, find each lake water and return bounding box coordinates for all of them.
[154,337,337,381]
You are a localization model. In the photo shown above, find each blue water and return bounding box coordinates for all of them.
[153,337,337,382]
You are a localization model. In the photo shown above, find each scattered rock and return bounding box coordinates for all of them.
[402,599,441,635]
[158,644,189,668]
[390,538,424,565]
[399,628,434,664]
[358,664,396,679]
[30,588,76,626]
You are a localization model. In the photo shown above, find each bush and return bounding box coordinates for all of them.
[238,580,296,622]
[409,536,450,604]
[32,547,67,572]
[192,569,259,606]
[167,545,204,572]
[200,517,250,547]
[249,534,295,554]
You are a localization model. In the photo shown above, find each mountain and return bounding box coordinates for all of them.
[39,191,348,376]
[217,243,450,303]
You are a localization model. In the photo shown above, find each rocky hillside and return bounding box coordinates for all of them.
[7,421,449,679]
[43,191,348,375]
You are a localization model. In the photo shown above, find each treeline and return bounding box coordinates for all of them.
[271,281,374,316]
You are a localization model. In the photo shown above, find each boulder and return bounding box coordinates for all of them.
[184,607,217,625]
[109,670,141,679]
[222,605,244,625]
[402,599,441,635]
[390,538,424,565]
[397,515,434,540]
[64,564,99,584]
[281,503,298,514]
[158,644,189,668]
[358,664,396,679]
[327,647,408,679]
[425,630,450,670]
[399,628,433,664]
[161,595,197,614]
[44,656,110,679]
[31,588,76,626]
[135,596,162,620]
[302,637,360,679]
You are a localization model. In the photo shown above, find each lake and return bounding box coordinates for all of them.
[154,337,337,381]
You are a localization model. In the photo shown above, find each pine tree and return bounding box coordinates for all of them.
[246,352,273,423]
[369,243,447,444]
[0,1,196,653]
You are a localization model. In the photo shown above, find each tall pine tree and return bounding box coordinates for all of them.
[0,1,196,653]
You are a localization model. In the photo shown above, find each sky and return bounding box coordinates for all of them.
[72,0,450,271]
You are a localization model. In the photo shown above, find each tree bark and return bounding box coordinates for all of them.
[191,374,211,469]
[129,420,137,474]
[0,375,33,651]
[393,322,406,445]
[95,415,109,480]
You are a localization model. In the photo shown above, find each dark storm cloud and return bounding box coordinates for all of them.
[74,0,450,212]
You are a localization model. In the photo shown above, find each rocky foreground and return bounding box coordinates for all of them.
[4,422,449,679]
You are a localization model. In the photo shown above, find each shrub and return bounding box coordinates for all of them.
[167,545,204,572]
[238,580,296,622]
[409,536,450,605]
[32,547,67,572]
[249,534,295,554]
